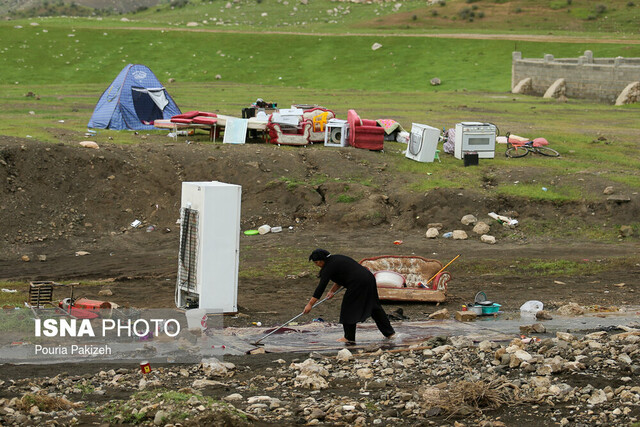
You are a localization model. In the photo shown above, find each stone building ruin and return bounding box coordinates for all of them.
[511,50,640,105]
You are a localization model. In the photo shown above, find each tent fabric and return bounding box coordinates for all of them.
[88,64,181,130]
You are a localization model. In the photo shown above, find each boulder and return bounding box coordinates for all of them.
[473,221,490,234]
[460,214,477,225]
[452,230,468,240]
[429,308,449,320]
[425,227,439,239]
[480,235,496,244]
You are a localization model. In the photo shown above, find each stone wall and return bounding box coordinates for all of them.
[512,51,640,104]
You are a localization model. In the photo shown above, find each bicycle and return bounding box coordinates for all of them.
[504,132,560,158]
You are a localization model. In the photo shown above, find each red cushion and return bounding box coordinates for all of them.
[171,118,193,124]
[197,112,217,117]
[192,116,218,125]
[171,111,201,119]
[361,119,378,127]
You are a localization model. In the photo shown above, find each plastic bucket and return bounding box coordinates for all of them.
[185,308,207,331]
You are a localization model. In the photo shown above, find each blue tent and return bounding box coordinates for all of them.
[88,64,181,130]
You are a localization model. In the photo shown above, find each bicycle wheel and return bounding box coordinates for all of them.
[505,145,529,158]
[535,146,560,157]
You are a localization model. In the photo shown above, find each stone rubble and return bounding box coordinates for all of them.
[0,327,639,425]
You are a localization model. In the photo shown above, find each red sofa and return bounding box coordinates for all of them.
[347,109,384,150]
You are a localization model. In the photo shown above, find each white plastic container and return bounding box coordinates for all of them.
[185,308,207,331]
[271,226,282,233]
[258,224,271,235]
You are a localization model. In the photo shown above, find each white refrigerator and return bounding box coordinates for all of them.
[176,181,241,313]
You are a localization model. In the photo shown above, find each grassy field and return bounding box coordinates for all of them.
[0,0,639,208]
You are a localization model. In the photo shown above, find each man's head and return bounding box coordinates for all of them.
[309,249,330,268]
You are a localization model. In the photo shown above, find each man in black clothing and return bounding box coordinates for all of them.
[304,248,395,344]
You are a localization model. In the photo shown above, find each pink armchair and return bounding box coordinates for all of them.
[347,109,384,150]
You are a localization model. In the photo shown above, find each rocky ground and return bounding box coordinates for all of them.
[1,322,639,426]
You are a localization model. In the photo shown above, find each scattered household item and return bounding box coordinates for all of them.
[376,119,406,142]
[88,64,181,130]
[324,118,349,147]
[454,122,497,159]
[302,107,335,143]
[185,308,208,331]
[258,224,271,235]
[271,226,283,233]
[488,212,518,227]
[463,151,479,166]
[360,254,459,302]
[176,182,241,313]
[249,287,344,347]
[504,132,560,158]
[347,109,385,150]
[267,114,311,146]
[244,229,259,235]
[374,270,406,289]
[520,300,544,318]
[223,117,249,144]
[140,361,152,374]
[405,123,441,163]
[469,291,501,316]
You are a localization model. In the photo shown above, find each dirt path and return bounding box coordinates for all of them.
[99,26,640,44]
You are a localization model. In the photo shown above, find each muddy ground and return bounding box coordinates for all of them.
[1,133,640,425]
[1,134,639,322]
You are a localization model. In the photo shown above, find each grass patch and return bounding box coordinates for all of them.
[239,247,310,279]
[463,256,635,277]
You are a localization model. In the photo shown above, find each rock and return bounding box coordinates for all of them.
[455,311,476,322]
[192,379,225,388]
[557,303,585,316]
[556,332,575,342]
[75,251,91,256]
[473,221,490,234]
[588,389,607,405]
[168,78,176,83]
[460,214,477,225]
[480,234,496,244]
[224,393,243,402]
[154,410,168,425]
[536,310,553,320]
[308,408,325,420]
[357,368,374,379]
[603,186,615,195]
[336,348,353,362]
[215,74,222,80]
[425,227,439,239]
[371,42,382,50]
[249,347,265,354]
[21,255,30,262]
[429,308,449,320]
[514,350,532,362]
[520,323,546,335]
[79,141,99,149]
[452,230,468,240]
[290,359,328,376]
[619,225,633,237]
[478,340,493,351]
[430,77,441,86]
[200,357,228,377]
[98,289,113,297]
[37,255,47,262]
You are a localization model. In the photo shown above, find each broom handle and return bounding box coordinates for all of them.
[253,287,344,345]
[425,254,460,285]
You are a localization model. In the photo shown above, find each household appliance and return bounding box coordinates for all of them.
[324,118,349,147]
[454,122,497,159]
[175,181,241,313]
[405,123,441,162]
